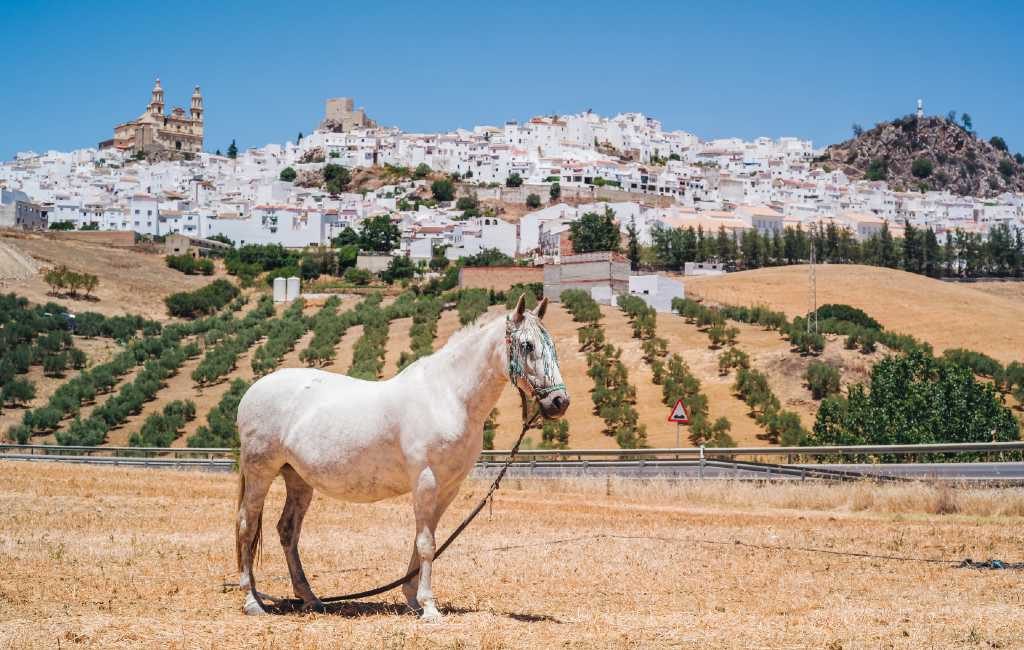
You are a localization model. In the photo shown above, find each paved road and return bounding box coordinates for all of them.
[472,460,1024,482]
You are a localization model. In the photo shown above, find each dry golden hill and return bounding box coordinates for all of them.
[685,264,1024,364]
[0,231,221,320]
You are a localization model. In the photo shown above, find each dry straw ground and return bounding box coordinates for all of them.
[2,462,1023,648]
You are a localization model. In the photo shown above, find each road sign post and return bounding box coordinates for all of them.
[667,399,690,449]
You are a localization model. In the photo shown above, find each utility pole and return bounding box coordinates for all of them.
[808,238,818,334]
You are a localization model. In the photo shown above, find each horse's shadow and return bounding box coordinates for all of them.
[300,600,562,623]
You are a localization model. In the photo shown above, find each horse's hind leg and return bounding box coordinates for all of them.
[236,465,276,615]
[278,465,321,610]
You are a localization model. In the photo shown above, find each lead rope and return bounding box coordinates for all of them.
[247,387,540,615]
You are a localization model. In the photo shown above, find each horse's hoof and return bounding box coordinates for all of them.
[302,600,327,614]
[243,593,267,616]
[420,605,443,623]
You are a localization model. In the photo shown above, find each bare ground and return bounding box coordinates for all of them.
[1,462,1023,649]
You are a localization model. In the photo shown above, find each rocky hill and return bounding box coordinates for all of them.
[816,115,1024,197]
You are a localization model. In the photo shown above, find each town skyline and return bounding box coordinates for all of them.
[2,1,1021,160]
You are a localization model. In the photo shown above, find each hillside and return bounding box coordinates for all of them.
[2,243,1020,451]
[685,264,1024,364]
[0,231,221,319]
[816,115,1024,197]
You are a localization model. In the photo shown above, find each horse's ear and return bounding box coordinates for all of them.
[534,297,548,320]
[512,293,527,323]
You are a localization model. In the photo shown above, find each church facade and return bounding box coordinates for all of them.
[107,79,204,154]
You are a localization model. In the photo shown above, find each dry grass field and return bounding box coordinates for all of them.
[685,264,1024,364]
[2,462,1023,648]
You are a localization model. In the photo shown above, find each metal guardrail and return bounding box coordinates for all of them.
[478,441,1024,461]
[2,441,1022,461]
[3,443,1024,482]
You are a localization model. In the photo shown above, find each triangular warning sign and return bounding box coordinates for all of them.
[667,399,690,423]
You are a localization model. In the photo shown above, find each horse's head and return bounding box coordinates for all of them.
[505,294,570,419]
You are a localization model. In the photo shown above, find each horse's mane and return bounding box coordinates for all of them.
[438,311,504,350]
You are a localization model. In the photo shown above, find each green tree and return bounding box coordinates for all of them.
[506,173,523,188]
[998,158,1014,179]
[865,158,888,181]
[431,179,455,202]
[539,419,570,449]
[2,378,36,406]
[358,215,400,253]
[323,164,351,194]
[344,267,372,286]
[331,226,360,248]
[809,351,1019,446]
[911,158,934,179]
[549,182,561,201]
[525,193,541,209]
[279,167,297,182]
[626,220,641,271]
[413,163,431,179]
[961,113,973,131]
[990,136,1008,152]
[381,255,417,284]
[227,140,238,159]
[569,207,621,253]
[805,361,840,399]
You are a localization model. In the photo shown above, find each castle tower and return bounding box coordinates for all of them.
[916,98,924,119]
[191,85,204,123]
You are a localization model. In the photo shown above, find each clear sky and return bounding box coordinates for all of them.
[2,0,1021,160]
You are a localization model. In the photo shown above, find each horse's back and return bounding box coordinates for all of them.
[237,368,360,452]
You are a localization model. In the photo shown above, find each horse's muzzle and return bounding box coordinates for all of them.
[539,390,570,419]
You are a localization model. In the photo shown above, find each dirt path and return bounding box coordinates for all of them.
[323,325,363,376]
[381,317,413,379]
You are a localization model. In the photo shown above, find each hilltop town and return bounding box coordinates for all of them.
[1,82,1021,267]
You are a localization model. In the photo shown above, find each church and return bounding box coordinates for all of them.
[105,79,204,154]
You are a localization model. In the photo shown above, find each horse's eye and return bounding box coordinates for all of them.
[523,342,534,354]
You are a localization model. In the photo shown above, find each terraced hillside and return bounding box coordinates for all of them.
[2,242,1020,450]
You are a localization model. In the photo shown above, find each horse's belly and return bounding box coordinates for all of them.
[287,440,412,503]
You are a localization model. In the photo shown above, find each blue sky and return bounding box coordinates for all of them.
[2,1,1021,160]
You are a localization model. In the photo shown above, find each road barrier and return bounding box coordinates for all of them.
[2,442,1023,481]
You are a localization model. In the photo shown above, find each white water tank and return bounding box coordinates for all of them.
[286,276,300,302]
[272,277,287,302]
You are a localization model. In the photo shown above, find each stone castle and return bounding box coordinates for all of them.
[320,97,376,132]
[104,78,204,154]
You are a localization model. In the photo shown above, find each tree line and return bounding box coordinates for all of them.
[557,207,1024,279]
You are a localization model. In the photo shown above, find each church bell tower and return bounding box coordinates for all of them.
[191,85,204,123]
[149,78,164,116]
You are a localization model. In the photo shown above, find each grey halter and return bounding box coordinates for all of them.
[505,314,565,398]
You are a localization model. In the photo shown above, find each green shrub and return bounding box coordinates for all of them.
[805,361,840,399]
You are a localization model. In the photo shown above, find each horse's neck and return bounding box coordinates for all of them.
[430,317,508,425]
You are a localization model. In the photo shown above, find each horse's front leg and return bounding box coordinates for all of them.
[403,468,456,621]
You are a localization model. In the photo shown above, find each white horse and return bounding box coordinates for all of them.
[235,295,569,619]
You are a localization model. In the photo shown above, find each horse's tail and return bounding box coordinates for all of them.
[235,469,263,573]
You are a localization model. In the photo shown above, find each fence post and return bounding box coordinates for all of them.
[699,445,705,480]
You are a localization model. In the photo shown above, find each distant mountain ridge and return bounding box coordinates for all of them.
[815,115,1024,198]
